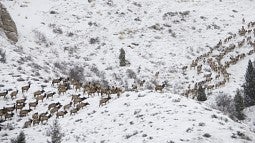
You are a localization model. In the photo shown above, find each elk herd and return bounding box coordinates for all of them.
[0,75,166,129]
[183,20,255,98]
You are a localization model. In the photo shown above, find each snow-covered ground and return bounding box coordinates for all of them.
[1,0,255,142]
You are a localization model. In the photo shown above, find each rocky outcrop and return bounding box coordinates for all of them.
[0,3,18,43]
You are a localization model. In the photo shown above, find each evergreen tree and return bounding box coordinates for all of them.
[119,48,126,67]
[244,60,255,107]
[197,85,207,101]
[234,89,245,120]
[11,131,26,143]
[51,120,63,143]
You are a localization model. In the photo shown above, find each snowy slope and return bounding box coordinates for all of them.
[1,91,255,143]
[1,0,255,142]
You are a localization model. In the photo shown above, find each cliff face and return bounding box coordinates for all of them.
[0,2,18,43]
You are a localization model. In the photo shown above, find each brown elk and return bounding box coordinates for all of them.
[51,77,63,86]
[32,118,40,126]
[34,90,45,98]
[56,111,68,118]
[29,100,38,109]
[76,102,89,110]
[22,83,31,93]
[10,90,18,100]
[5,105,16,113]
[63,102,72,111]
[0,108,7,119]
[99,96,111,107]
[87,87,97,97]
[16,98,26,105]
[0,90,8,98]
[15,103,25,112]
[40,114,51,124]
[5,113,14,120]
[46,92,56,99]
[32,112,39,120]
[155,84,166,92]
[50,105,62,115]
[58,86,67,95]
[71,94,81,101]
[23,119,33,128]
[70,108,78,115]
[74,82,82,92]
[48,102,61,110]
[39,112,48,119]
[73,97,87,106]
[36,94,46,102]
[19,109,32,117]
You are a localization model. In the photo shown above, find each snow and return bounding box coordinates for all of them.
[0,0,255,142]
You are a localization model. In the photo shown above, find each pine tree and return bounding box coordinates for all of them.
[244,60,255,107]
[197,85,207,101]
[51,120,63,143]
[234,89,245,120]
[119,48,126,67]
[11,131,26,143]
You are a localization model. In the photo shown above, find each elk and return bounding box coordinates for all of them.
[51,77,63,86]
[36,94,46,102]
[10,90,18,100]
[56,111,68,118]
[58,86,67,95]
[32,112,39,120]
[40,114,52,124]
[155,84,166,92]
[76,102,90,110]
[74,82,82,92]
[5,105,16,113]
[16,98,26,105]
[15,103,25,112]
[71,94,81,101]
[46,92,56,99]
[29,100,38,109]
[99,96,111,107]
[48,102,61,110]
[70,108,78,115]
[5,113,14,120]
[50,105,62,115]
[23,119,33,128]
[21,83,31,93]
[0,90,8,98]
[63,102,72,111]
[87,87,97,97]
[0,108,7,119]
[19,109,32,117]
[73,97,87,106]
[32,118,40,126]
[34,90,45,98]
[39,112,48,119]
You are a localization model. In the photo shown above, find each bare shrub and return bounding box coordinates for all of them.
[69,66,84,81]
[126,69,137,79]
[33,30,52,47]
[0,48,6,63]
[89,37,100,44]
[53,27,63,34]
[89,65,105,78]
[53,62,68,74]
[213,92,235,118]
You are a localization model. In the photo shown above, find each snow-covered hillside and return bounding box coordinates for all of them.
[1,0,255,142]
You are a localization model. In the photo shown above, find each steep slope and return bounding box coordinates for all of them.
[0,0,255,143]
[1,91,255,143]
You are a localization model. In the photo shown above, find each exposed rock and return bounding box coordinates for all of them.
[0,2,18,43]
